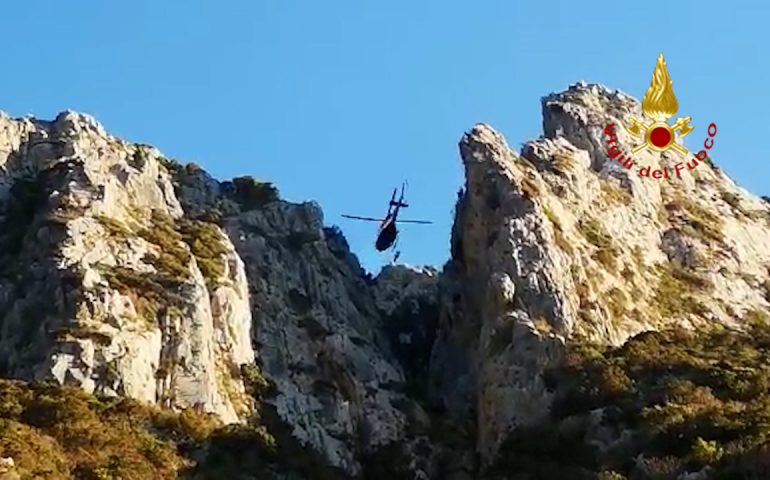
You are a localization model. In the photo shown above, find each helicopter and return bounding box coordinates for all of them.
[341,182,432,262]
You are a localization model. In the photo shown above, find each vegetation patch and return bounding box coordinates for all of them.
[665,194,724,244]
[578,219,620,271]
[231,176,280,210]
[487,323,770,479]
[129,146,151,170]
[654,262,713,318]
[156,157,184,179]
[177,218,229,283]
[606,287,627,319]
[519,175,541,198]
[744,308,770,326]
[103,266,186,322]
[101,210,228,308]
[0,380,214,478]
[137,211,191,282]
[97,211,207,323]
[720,190,742,212]
[718,188,764,222]
[543,206,573,253]
[552,153,575,175]
[0,378,339,479]
[95,214,132,238]
[600,182,631,206]
[51,325,112,346]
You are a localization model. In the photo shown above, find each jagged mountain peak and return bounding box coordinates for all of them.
[2,79,770,478]
[436,81,770,465]
[0,109,441,476]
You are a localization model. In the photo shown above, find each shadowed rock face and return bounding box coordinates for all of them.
[2,81,770,478]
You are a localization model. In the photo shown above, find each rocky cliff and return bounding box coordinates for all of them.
[0,111,436,477]
[1,81,769,479]
[432,82,770,470]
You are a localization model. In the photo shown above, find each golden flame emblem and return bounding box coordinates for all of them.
[642,55,678,121]
[625,53,692,155]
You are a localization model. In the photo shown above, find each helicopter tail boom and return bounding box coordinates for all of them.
[389,181,409,208]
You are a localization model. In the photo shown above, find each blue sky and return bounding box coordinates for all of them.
[0,1,766,273]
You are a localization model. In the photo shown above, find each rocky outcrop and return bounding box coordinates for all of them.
[227,204,415,475]
[0,111,256,423]
[432,82,770,469]
[0,111,439,476]
[3,80,770,479]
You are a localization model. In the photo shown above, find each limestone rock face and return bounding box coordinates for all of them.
[432,82,770,467]
[0,112,422,475]
[224,204,412,475]
[3,80,770,478]
[0,111,255,423]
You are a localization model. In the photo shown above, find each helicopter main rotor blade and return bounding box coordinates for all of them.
[395,219,433,224]
[342,214,385,222]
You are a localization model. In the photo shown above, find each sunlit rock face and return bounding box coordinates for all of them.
[430,82,770,466]
[2,81,770,477]
[0,110,435,476]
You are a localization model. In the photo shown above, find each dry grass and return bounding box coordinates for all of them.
[543,206,573,253]
[665,194,724,244]
[654,262,714,318]
[606,288,628,319]
[520,176,541,198]
[552,154,575,175]
[600,182,631,206]
[533,317,555,335]
[579,219,620,271]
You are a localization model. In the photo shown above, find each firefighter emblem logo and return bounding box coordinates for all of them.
[625,54,693,155]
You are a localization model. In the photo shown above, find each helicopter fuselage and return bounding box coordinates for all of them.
[375,217,398,251]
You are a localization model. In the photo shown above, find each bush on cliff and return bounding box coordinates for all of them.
[0,377,338,479]
[488,322,770,480]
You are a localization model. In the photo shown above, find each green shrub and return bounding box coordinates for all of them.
[138,211,191,283]
[177,218,229,282]
[102,266,185,323]
[654,263,713,318]
[101,210,232,321]
[0,381,199,478]
[240,364,271,398]
[690,437,724,466]
[95,215,132,238]
[494,322,770,478]
[0,378,341,479]
[232,176,280,209]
